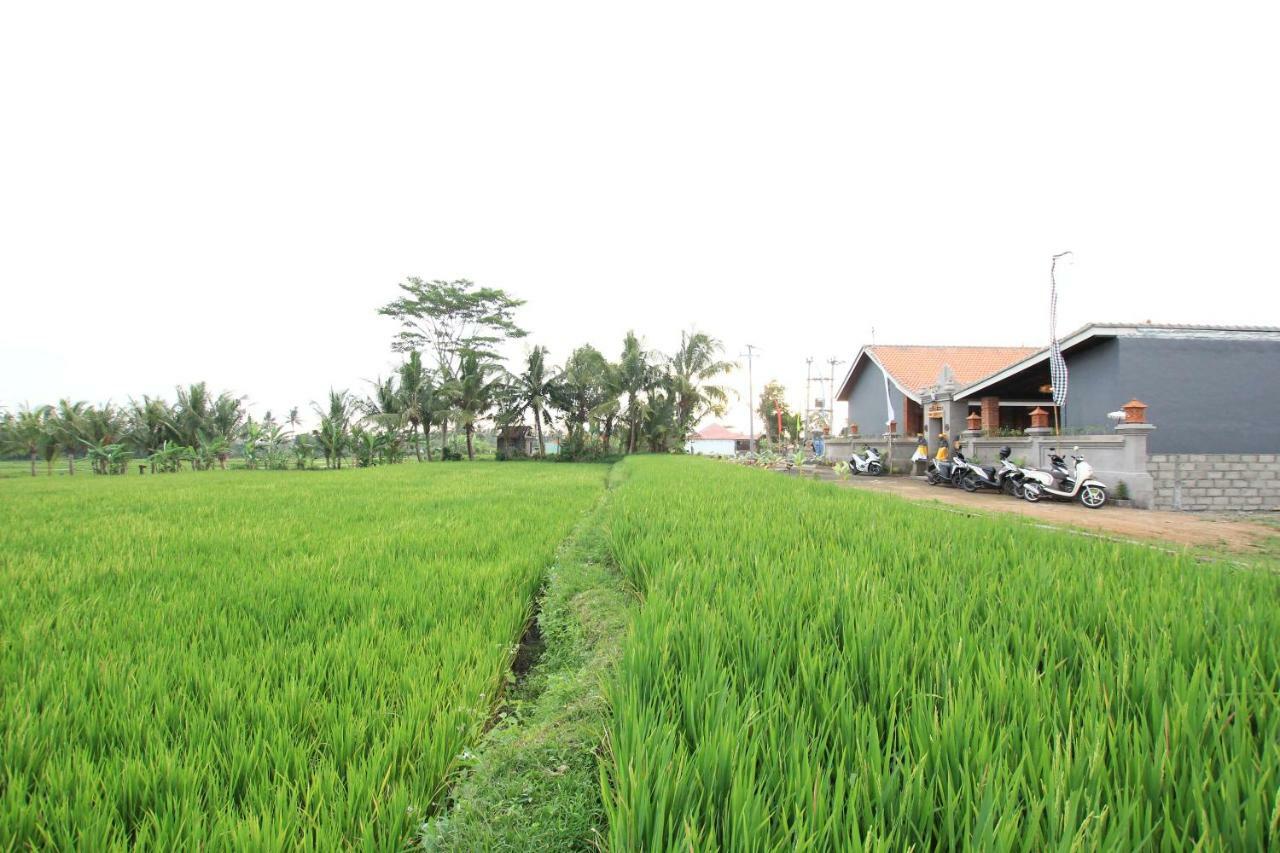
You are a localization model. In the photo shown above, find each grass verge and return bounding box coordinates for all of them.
[420,482,633,851]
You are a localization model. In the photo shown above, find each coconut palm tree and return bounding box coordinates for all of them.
[507,345,558,457]
[617,331,656,454]
[454,350,503,460]
[209,393,246,469]
[80,404,130,474]
[396,351,438,461]
[3,405,53,477]
[174,383,212,450]
[552,344,609,457]
[53,399,89,475]
[362,376,410,463]
[312,389,354,469]
[128,396,176,473]
[669,330,736,439]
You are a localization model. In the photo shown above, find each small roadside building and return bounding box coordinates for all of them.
[686,424,752,456]
[496,425,536,458]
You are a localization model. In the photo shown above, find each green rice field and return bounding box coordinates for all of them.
[604,456,1280,850]
[0,464,602,849]
[2,456,1277,850]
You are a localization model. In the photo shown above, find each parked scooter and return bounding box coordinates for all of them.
[1021,446,1108,508]
[958,446,1020,493]
[997,454,1028,497]
[849,446,885,476]
[926,450,967,487]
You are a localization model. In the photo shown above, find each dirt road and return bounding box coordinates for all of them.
[815,470,1277,557]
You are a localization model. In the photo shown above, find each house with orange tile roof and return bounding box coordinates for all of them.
[834,344,1038,439]
[835,322,1280,455]
[686,423,753,456]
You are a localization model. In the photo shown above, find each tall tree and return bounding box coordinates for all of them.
[53,399,88,475]
[312,389,354,469]
[208,393,246,469]
[395,351,437,461]
[669,330,736,439]
[379,279,525,459]
[554,345,609,456]
[616,332,655,454]
[128,396,176,472]
[3,405,52,477]
[363,375,410,462]
[174,383,212,450]
[757,380,793,443]
[507,345,558,457]
[453,351,503,460]
[379,278,526,377]
[79,404,129,474]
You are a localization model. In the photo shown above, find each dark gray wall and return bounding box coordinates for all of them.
[1061,338,1120,433]
[1115,337,1280,453]
[845,360,903,434]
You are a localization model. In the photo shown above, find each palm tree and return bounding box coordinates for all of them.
[4,405,53,477]
[617,331,655,454]
[363,376,410,462]
[312,389,354,469]
[396,351,438,461]
[209,393,246,469]
[174,383,212,450]
[79,404,129,474]
[53,399,89,475]
[591,360,624,455]
[507,346,558,457]
[454,351,503,460]
[552,345,609,456]
[128,396,176,473]
[669,330,736,439]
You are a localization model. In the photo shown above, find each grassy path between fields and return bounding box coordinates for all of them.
[421,466,634,850]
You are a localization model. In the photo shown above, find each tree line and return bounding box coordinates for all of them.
[0,279,736,474]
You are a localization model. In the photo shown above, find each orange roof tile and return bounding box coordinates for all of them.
[694,423,752,441]
[868,345,1040,395]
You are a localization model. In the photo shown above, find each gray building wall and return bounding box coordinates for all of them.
[1116,338,1280,454]
[1055,336,1280,453]
[844,361,904,434]
[1061,339,1120,433]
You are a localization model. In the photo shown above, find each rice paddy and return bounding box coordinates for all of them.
[0,464,602,849]
[3,455,1277,850]
[603,456,1280,850]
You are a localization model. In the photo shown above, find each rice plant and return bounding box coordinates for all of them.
[0,463,602,849]
[603,456,1280,850]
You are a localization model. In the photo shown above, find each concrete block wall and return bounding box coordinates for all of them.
[1149,454,1280,511]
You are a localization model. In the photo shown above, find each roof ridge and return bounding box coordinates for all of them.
[870,343,1040,350]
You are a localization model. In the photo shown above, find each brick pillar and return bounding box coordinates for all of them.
[980,396,1000,432]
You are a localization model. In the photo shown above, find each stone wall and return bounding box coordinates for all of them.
[1149,453,1280,511]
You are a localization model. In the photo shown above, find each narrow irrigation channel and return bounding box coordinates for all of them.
[421,477,635,851]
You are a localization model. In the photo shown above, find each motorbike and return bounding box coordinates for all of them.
[849,446,885,476]
[997,456,1027,497]
[958,446,1019,493]
[1021,446,1108,508]
[926,450,967,487]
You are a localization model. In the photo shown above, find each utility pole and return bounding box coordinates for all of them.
[826,357,845,433]
[804,357,814,437]
[740,344,759,452]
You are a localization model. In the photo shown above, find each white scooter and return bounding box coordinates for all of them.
[849,446,885,476]
[1021,446,1108,508]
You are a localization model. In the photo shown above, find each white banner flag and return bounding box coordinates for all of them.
[1049,252,1072,408]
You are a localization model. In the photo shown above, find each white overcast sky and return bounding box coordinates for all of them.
[3,2,1278,433]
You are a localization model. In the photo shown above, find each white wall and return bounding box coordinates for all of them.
[687,439,737,456]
